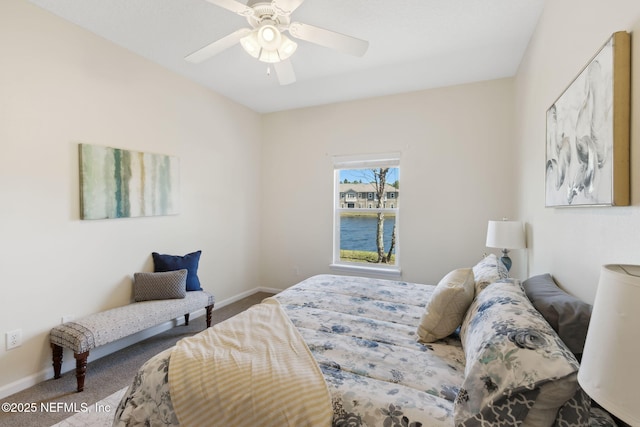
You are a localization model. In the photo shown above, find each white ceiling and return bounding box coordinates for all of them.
[28,0,544,113]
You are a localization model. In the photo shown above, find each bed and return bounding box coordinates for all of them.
[113,255,613,427]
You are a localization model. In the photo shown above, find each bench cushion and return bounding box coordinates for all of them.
[50,291,214,354]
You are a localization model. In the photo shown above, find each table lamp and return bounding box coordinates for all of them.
[485,219,526,271]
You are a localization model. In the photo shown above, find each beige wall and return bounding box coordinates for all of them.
[0,0,262,395]
[260,78,518,289]
[514,0,640,303]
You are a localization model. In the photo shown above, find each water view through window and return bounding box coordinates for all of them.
[340,215,396,253]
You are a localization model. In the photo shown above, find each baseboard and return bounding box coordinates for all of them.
[0,286,282,399]
[0,371,51,401]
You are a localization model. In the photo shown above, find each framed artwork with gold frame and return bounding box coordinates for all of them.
[545,31,630,207]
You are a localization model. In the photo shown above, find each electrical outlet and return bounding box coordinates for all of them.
[6,329,22,350]
[62,315,75,324]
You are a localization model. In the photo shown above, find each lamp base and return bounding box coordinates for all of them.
[500,249,512,271]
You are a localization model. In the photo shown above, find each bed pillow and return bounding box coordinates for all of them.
[472,253,508,293]
[417,268,475,343]
[455,279,586,427]
[152,250,202,291]
[133,269,187,302]
[522,274,592,356]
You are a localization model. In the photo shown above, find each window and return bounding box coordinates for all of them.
[332,153,400,277]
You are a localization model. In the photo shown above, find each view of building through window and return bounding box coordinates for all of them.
[335,167,399,267]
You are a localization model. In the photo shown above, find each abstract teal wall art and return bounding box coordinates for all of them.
[79,143,180,219]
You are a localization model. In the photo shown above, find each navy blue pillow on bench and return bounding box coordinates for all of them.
[152,250,203,291]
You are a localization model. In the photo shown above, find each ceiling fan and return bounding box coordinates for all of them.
[185,0,369,85]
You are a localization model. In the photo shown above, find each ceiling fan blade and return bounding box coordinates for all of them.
[288,22,369,57]
[204,0,254,16]
[272,0,305,15]
[185,28,252,63]
[274,59,296,85]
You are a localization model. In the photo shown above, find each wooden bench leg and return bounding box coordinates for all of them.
[74,351,89,392]
[206,304,214,328]
[186,304,214,328]
[51,344,63,379]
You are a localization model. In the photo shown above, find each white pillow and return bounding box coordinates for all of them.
[417,268,475,343]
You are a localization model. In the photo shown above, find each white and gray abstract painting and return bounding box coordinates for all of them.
[545,37,614,207]
[79,144,180,219]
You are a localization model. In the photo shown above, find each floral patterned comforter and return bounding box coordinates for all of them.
[274,274,465,427]
[114,274,465,426]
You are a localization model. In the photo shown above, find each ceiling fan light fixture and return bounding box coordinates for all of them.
[241,27,297,63]
[257,24,281,50]
[240,32,261,58]
[258,34,297,63]
[279,36,297,57]
[258,49,281,63]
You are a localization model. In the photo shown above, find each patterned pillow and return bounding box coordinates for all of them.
[455,280,588,427]
[472,253,508,293]
[152,250,202,291]
[417,268,475,343]
[134,269,188,302]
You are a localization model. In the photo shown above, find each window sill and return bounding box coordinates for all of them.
[329,263,401,279]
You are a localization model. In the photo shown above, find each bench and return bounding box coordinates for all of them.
[50,290,214,392]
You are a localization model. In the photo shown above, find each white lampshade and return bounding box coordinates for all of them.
[578,264,640,425]
[485,220,526,249]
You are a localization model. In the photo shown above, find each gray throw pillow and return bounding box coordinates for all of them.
[134,269,188,302]
[522,274,592,356]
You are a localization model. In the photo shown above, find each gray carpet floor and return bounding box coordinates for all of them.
[0,292,273,427]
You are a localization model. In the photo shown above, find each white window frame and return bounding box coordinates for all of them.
[331,152,401,278]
